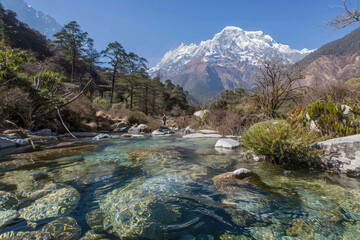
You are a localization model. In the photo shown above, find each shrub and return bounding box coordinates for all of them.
[93,97,111,108]
[306,96,360,137]
[242,120,322,166]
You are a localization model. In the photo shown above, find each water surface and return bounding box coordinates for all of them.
[0,136,359,239]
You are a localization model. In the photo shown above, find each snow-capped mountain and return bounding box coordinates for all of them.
[150,26,313,104]
[0,0,62,39]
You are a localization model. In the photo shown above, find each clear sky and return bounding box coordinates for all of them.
[25,0,359,68]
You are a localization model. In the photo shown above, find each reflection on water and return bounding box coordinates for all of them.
[0,136,359,239]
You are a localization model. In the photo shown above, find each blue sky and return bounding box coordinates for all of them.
[26,0,359,67]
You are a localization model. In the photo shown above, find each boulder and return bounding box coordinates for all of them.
[114,121,130,132]
[152,129,175,136]
[183,133,222,139]
[313,134,360,177]
[0,210,20,229]
[120,134,145,138]
[58,132,98,138]
[233,168,253,179]
[14,139,29,146]
[5,133,22,139]
[215,139,240,149]
[198,130,218,134]
[194,110,208,118]
[29,129,53,136]
[184,126,196,134]
[0,138,16,149]
[138,124,149,133]
[212,168,257,192]
[93,134,111,140]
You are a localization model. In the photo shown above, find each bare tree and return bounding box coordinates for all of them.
[328,0,360,29]
[254,60,305,117]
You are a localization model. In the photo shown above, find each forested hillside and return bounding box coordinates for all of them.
[0,3,193,132]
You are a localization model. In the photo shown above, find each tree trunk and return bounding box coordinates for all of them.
[130,87,133,110]
[71,58,75,80]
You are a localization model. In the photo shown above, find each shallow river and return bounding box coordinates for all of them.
[0,136,359,239]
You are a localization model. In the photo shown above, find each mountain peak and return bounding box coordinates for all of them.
[150,26,313,75]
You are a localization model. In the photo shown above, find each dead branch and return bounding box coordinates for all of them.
[327,0,360,29]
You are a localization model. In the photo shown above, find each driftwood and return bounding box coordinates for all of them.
[56,107,77,139]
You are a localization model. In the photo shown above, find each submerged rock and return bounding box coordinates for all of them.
[19,184,80,221]
[285,219,314,239]
[86,209,105,233]
[40,217,81,240]
[80,230,106,240]
[0,210,19,229]
[212,170,257,193]
[0,217,81,240]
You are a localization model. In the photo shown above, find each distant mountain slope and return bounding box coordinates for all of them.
[0,0,61,39]
[151,26,313,104]
[0,3,50,58]
[297,27,360,68]
[296,27,360,87]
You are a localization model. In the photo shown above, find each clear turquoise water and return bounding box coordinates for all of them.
[0,136,360,239]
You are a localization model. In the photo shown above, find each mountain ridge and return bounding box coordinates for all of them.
[0,0,62,39]
[150,26,314,104]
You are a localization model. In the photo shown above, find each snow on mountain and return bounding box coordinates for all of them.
[0,0,62,39]
[150,26,313,76]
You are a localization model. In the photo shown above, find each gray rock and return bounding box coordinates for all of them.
[93,134,111,140]
[184,126,196,134]
[14,139,29,146]
[198,130,218,134]
[0,138,16,149]
[152,129,174,136]
[113,127,128,133]
[29,129,53,136]
[233,168,253,179]
[0,210,19,229]
[6,133,22,139]
[194,110,208,118]
[313,134,360,177]
[116,121,130,129]
[183,133,222,139]
[58,132,98,138]
[215,139,240,149]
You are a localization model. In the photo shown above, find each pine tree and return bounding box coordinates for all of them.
[53,21,90,80]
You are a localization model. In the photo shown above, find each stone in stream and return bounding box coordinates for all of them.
[99,174,204,240]
[80,230,106,240]
[0,138,16,149]
[184,126,196,134]
[14,139,29,147]
[215,139,240,149]
[0,210,19,229]
[93,134,111,140]
[40,217,81,240]
[183,133,222,139]
[313,134,360,177]
[19,184,80,222]
[86,209,106,233]
[0,217,81,240]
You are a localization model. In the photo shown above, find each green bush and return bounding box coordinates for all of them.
[93,97,111,108]
[306,96,360,137]
[242,120,321,165]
